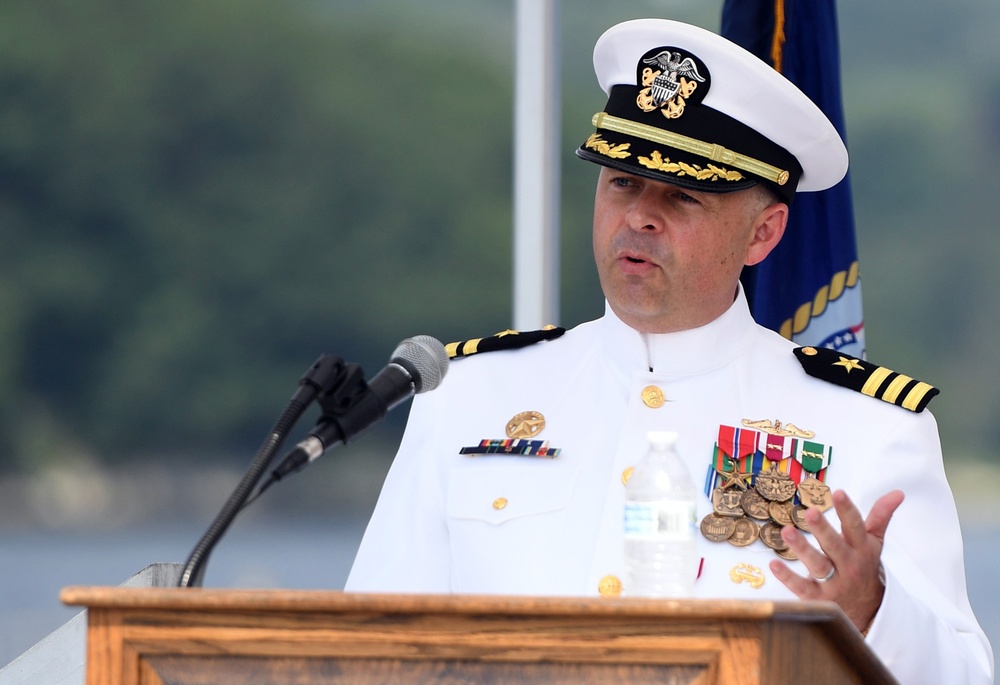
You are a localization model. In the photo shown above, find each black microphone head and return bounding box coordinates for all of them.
[390,335,448,393]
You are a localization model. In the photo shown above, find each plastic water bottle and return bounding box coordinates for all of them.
[624,430,698,597]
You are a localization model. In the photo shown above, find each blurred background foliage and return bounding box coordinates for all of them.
[0,0,997,475]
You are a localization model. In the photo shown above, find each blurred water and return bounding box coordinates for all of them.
[2,518,997,683]
[0,517,366,668]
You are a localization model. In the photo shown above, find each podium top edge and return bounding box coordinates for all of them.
[60,585,842,621]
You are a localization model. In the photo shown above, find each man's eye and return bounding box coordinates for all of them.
[612,176,634,187]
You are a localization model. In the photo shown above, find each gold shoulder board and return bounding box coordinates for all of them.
[793,346,939,413]
[446,325,566,360]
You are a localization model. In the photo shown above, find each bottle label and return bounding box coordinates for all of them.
[624,501,696,541]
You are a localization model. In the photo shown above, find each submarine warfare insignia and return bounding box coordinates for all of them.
[742,418,814,439]
[460,411,561,458]
[794,346,939,413]
[699,420,833,557]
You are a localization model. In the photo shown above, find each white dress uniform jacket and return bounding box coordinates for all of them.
[346,289,993,685]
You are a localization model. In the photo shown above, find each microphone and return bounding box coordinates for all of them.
[266,335,448,484]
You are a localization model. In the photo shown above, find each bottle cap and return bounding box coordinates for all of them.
[647,430,678,449]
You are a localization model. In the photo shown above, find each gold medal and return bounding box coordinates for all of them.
[775,546,799,561]
[753,461,797,502]
[700,513,737,542]
[790,504,811,532]
[759,522,789,551]
[740,489,771,520]
[768,500,794,527]
[727,517,760,547]
[717,465,749,491]
[712,485,745,517]
[797,474,833,512]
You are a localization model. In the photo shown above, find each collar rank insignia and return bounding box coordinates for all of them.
[445,325,565,360]
[794,346,939,413]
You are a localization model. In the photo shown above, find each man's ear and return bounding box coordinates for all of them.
[745,202,788,266]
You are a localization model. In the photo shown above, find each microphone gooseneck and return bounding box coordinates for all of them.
[177,353,348,588]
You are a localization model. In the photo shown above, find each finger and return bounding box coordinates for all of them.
[865,489,905,541]
[803,502,851,561]
[769,559,822,598]
[780,524,832,579]
[831,489,869,548]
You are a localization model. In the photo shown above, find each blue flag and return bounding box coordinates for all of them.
[722,0,865,357]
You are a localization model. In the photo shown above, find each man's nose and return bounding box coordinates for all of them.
[625,192,664,232]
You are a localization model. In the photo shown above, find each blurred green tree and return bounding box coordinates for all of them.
[0,0,518,469]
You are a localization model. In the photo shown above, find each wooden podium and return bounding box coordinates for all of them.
[61,587,899,685]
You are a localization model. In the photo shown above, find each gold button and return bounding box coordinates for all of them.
[598,574,623,597]
[802,346,818,356]
[641,385,665,408]
[621,466,635,486]
[492,497,508,510]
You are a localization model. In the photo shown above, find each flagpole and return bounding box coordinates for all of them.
[513,0,560,330]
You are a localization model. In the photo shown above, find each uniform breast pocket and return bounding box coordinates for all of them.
[445,465,580,594]
[448,465,579,524]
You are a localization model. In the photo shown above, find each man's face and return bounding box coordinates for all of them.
[592,167,776,333]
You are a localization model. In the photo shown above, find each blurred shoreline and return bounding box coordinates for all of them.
[0,449,395,532]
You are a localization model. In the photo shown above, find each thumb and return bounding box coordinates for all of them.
[866,489,905,541]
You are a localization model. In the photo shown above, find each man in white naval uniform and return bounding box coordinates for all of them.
[346,18,993,685]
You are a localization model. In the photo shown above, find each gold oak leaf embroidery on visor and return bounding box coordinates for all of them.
[638,150,743,181]
[584,133,631,159]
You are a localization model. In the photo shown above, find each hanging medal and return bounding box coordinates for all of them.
[753,459,798,502]
[795,440,833,512]
[711,455,748,517]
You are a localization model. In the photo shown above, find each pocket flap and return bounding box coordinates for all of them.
[447,466,579,526]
